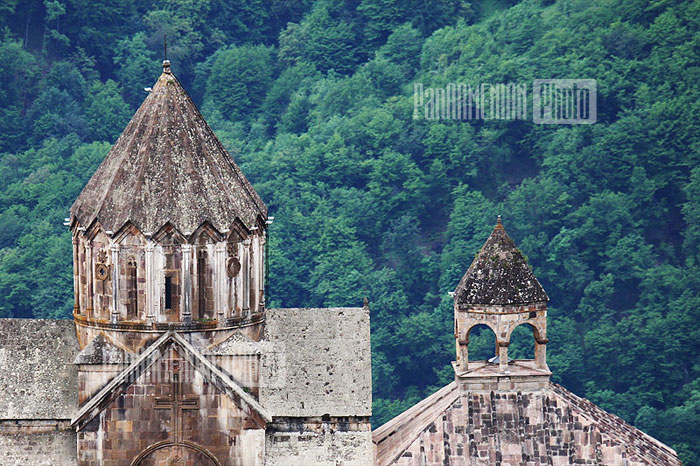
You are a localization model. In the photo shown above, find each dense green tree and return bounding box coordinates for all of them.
[113,32,159,108]
[1,1,700,462]
[84,80,131,142]
[278,3,358,74]
[205,44,276,122]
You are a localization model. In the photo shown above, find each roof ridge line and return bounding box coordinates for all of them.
[550,383,679,461]
[373,382,460,466]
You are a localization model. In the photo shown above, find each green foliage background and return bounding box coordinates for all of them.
[1,0,699,462]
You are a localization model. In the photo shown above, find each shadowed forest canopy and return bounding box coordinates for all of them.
[0,0,699,463]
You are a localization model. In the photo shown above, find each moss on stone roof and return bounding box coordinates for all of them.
[454,217,548,305]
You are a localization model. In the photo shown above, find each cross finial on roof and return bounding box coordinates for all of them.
[162,34,171,74]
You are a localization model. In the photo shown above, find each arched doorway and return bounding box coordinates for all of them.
[131,441,221,466]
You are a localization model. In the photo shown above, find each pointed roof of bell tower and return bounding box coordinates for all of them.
[454,216,548,305]
[71,60,267,236]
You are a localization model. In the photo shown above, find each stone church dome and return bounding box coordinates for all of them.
[70,60,266,237]
[68,62,269,349]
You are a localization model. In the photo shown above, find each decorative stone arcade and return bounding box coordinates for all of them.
[452,216,551,389]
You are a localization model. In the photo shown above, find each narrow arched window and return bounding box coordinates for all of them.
[198,249,209,319]
[249,244,256,312]
[165,276,173,310]
[126,259,138,319]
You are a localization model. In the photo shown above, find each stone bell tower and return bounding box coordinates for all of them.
[452,216,551,390]
[373,216,682,465]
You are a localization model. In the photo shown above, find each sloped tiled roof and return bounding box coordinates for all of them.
[373,382,459,465]
[454,216,548,305]
[373,382,681,466]
[70,61,266,236]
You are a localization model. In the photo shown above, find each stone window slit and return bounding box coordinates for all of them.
[198,249,209,319]
[126,259,138,319]
[165,275,173,310]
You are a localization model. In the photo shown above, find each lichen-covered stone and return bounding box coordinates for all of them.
[205,331,265,356]
[266,422,373,466]
[0,428,76,465]
[73,333,133,365]
[261,307,372,418]
[454,218,548,306]
[0,311,373,465]
[0,319,78,420]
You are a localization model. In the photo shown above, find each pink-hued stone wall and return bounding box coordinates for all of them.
[388,385,680,466]
[77,347,265,466]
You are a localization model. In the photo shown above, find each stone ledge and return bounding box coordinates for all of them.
[0,420,72,434]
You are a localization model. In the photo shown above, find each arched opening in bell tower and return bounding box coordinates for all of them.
[508,323,536,360]
[466,324,497,362]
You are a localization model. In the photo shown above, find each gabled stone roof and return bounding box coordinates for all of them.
[70,61,267,236]
[72,331,272,431]
[0,318,78,420]
[454,216,548,305]
[373,382,681,466]
[74,333,133,365]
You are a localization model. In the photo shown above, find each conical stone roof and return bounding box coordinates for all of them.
[71,61,266,236]
[454,217,548,305]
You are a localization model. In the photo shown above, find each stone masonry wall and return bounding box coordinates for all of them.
[265,427,373,466]
[0,426,76,466]
[77,347,265,465]
[391,387,679,466]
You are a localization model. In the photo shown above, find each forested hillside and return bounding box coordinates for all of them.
[1,0,699,462]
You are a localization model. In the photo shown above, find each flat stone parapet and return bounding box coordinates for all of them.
[453,359,551,391]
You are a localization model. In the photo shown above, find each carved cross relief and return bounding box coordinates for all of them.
[155,359,200,443]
